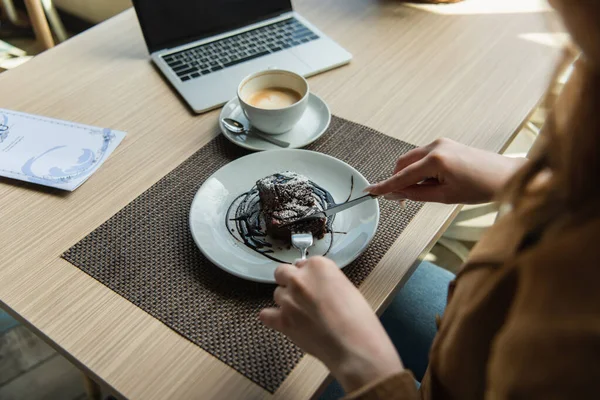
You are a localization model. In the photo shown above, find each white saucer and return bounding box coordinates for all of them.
[219,93,331,151]
[189,150,380,283]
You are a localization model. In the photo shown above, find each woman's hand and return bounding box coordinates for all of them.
[260,257,403,393]
[365,138,526,204]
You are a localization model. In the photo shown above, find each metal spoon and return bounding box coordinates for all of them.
[222,118,290,148]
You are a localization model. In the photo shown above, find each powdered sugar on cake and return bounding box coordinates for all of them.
[256,171,327,240]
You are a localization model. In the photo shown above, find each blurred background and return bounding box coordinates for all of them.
[1,0,131,71]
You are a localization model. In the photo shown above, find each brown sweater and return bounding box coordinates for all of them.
[345,58,600,399]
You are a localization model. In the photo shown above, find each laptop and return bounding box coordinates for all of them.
[132,0,352,113]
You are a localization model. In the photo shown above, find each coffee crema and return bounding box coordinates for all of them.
[247,87,302,110]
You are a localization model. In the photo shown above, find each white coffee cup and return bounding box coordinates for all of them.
[237,69,309,135]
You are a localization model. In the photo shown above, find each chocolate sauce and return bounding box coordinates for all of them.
[226,175,355,263]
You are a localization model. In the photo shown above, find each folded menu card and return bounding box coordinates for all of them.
[0,108,126,191]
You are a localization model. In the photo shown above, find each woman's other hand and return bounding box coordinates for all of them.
[260,257,403,393]
[366,138,526,204]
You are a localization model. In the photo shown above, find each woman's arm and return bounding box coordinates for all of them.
[259,257,416,396]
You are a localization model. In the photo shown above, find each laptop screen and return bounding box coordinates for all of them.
[133,0,293,53]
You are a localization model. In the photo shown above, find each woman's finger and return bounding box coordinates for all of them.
[366,158,435,195]
[273,286,288,306]
[397,184,449,203]
[259,308,283,332]
[384,192,407,201]
[294,259,309,268]
[393,147,429,175]
[274,263,298,286]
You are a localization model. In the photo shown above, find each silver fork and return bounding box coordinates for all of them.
[291,232,314,261]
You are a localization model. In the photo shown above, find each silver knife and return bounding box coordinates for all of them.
[284,194,378,226]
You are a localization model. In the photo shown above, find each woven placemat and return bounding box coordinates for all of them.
[62,116,424,392]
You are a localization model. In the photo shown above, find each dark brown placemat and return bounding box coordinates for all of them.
[62,116,424,393]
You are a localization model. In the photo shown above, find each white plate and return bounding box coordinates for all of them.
[219,93,331,151]
[189,150,379,283]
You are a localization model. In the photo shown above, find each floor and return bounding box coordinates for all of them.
[0,324,88,400]
[0,11,546,400]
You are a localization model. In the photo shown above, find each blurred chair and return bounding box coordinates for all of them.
[1,0,132,51]
[438,58,575,263]
[1,0,66,49]
[53,0,131,24]
[1,0,22,26]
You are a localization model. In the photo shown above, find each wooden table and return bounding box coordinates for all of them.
[0,1,560,399]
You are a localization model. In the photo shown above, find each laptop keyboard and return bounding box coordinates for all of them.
[162,18,319,82]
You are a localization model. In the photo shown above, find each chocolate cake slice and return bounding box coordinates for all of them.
[257,171,327,241]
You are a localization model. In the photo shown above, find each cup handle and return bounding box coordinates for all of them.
[242,107,251,121]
